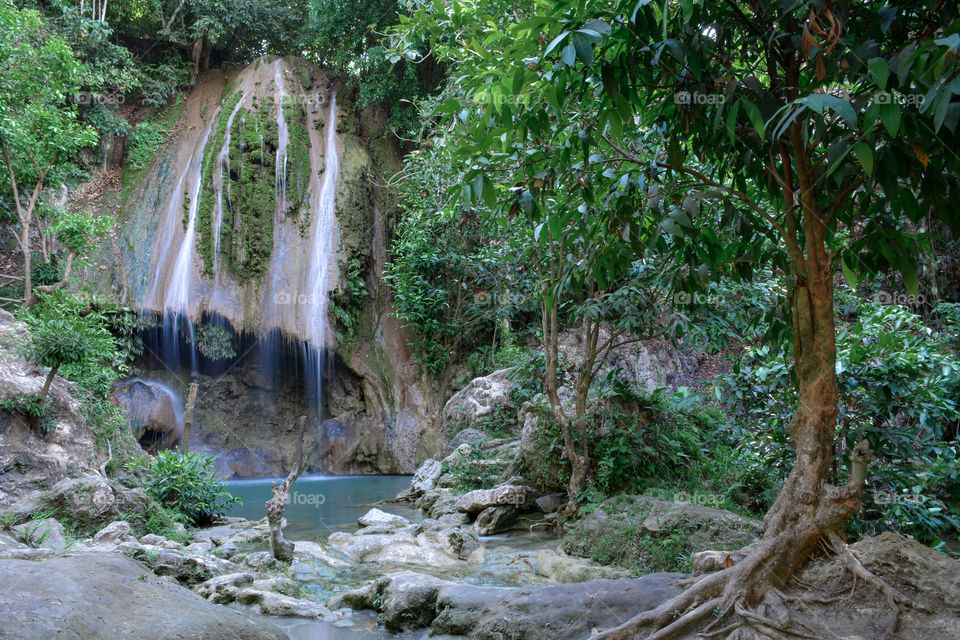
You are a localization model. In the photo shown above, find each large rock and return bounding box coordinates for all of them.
[429,484,539,518]
[358,508,410,529]
[47,474,116,525]
[474,506,517,535]
[0,553,286,639]
[410,458,443,494]
[443,367,516,429]
[536,549,631,583]
[12,517,68,550]
[331,570,684,637]
[109,378,183,453]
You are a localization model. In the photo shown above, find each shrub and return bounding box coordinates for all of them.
[0,393,55,435]
[127,121,167,170]
[127,451,240,526]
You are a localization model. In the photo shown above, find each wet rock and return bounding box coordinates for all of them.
[358,508,410,529]
[410,458,443,493]
[13,517,67,550]
[442,367,516,429]
[428,525,479,560]
[474,506,517,536]
[328,571,449,631]
[0,553,286,639]
[292,540,353,568]
[236,588,336,620]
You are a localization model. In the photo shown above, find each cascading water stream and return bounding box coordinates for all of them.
[301,94,340,426]
[273,61,289,223]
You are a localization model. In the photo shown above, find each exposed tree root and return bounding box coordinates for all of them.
[826,532,930,640]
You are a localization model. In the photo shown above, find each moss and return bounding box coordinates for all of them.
[196,89,245,276]
[290,58,313,90]
[283,99,312,231]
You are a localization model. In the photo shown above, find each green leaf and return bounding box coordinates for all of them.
[544,31,570,57]
[867,58,890,90]
[572,32,594,67]
[879,103,901,137]
[853,142,874,175]
[562,42,576,66]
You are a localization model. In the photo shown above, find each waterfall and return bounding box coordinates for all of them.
[164,119,217,315]
[273,61,289,223]
[301,95,340,425]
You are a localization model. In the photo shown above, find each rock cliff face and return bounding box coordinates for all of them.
[84,55,439,476]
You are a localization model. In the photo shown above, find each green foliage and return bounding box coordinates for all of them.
[21,293,117,379]
[127,121,168,170]
[0,394,55,435]
[716,302,960,542]
[330,256,368,348]
[195,323,237,361]
[127,451,240,526]
[50,208,112,260]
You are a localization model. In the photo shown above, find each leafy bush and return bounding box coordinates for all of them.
[715,302,960,542]
[128,451,240,526]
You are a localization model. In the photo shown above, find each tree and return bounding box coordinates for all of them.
[23,292,117,404]
[394,0,960,636]
[0,4,96,307]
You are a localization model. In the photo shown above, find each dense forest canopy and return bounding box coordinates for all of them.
[0,1,958,638]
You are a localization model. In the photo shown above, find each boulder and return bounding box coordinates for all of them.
[535,492,567,514]
[442,367,516,429]
[90,520,138,550]
[410,458,443,494]
[331,570,683,637]
[241,550,280,570]
[0,553,286,639]
[450,428,486,448]
[236,588,336,620]
[358,508,410,529]
[193,572,256,601]
[474,506,517,536]
[132,546,240,585]
[47,474,116,525]
[13,517,68,550]
[429,484,538,518]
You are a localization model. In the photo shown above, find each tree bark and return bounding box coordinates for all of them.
[39,364,59,403]
[266,416,308,562]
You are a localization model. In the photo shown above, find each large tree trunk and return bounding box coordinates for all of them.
[180,378,199,452]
